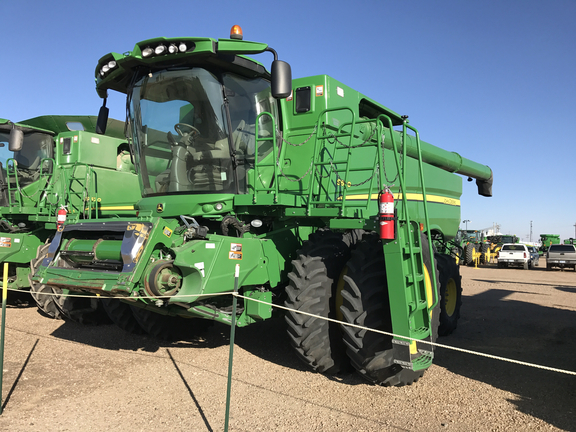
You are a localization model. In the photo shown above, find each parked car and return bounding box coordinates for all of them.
[527,246,539,268]
[546,244,576,271]
[497,243,532,269]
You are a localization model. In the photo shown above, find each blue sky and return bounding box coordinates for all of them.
[4,0,576,242]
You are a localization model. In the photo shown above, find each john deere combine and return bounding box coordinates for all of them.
[34,27,492,385]
[539,234,560,255]
[0,115,140,322]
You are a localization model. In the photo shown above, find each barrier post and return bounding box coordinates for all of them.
[0,262,9,414]
[224,264,240,432]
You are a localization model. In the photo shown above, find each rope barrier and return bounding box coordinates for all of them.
[3,286,576,376]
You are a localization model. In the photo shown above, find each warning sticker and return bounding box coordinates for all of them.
[230,243,242,252]
[229,251,243,260]
[163,227,173,237]
[315,85,324,96]
[0,237,11,248]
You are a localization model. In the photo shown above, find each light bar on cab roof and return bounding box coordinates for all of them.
[140,40,194,59]
[99,60,118,77]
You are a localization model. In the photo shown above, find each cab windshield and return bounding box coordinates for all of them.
[129,67,279,196]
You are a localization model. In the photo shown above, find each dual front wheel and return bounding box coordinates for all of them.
[29,243,107,324]
[286,230,462,386]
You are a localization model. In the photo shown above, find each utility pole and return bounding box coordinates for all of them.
[463,219,470,230]
[530,221,532,242]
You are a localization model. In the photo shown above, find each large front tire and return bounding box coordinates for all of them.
[285,229,361,374]
[339,233,439,386]
[29,243,63,319]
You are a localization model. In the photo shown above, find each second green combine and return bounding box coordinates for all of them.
[0,115,140,322]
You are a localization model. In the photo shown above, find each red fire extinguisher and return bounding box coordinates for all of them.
[378,188,395,240]
[57,205,67,230]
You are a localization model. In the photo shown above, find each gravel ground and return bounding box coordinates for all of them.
[0,259,574,431]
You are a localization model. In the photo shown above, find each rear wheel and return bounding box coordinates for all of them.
[29,243,63,319]
[102,298,146,334]
[285,229,361,374]
[339,233,439,386]
[464,243,475,266]
[435,254,462,336]
[480,243,489,263]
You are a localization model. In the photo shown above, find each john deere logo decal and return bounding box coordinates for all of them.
[157,203,164,213]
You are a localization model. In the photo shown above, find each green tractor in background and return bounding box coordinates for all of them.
[33,27,493,386]
[0,115,141,323]
[451,229,490,266]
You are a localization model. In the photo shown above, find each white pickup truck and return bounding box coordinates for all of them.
[497,243,533,269]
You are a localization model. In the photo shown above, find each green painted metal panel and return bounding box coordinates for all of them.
[0,233,42,263]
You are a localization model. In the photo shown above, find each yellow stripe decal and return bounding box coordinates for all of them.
[99,206,135,211]
[344,193,460,207]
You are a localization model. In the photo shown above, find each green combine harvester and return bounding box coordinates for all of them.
[538,234,560,255]
[34,26,492,386]
[0,115,140,322]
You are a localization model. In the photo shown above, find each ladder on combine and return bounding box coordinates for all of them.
[63,163,98,220]
[5,158,54,212]
[306,109,439,371]
[249,108,439,371]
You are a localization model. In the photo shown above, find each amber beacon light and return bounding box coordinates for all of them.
[230,25,243,40]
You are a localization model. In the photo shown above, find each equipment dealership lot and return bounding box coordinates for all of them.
[0,261,574,431]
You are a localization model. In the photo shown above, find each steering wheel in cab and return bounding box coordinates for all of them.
[174,123,200,146]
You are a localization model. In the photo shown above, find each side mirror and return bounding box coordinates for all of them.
[9,127,23,152]
[271,60,292,99]
[96,104,109,135]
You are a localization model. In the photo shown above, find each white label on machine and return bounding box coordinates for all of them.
[379,202,394,214]
[206,243,215,249]
[194,262,205,277]
[221,172,227,181]
[91,137,100,144]
[337,87,344,97]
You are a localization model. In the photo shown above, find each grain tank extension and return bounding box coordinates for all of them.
[34,26,492,386]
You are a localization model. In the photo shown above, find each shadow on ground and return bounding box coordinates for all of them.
[49,318,230,353]
[435,288,576,430]
[43,285,576,429]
